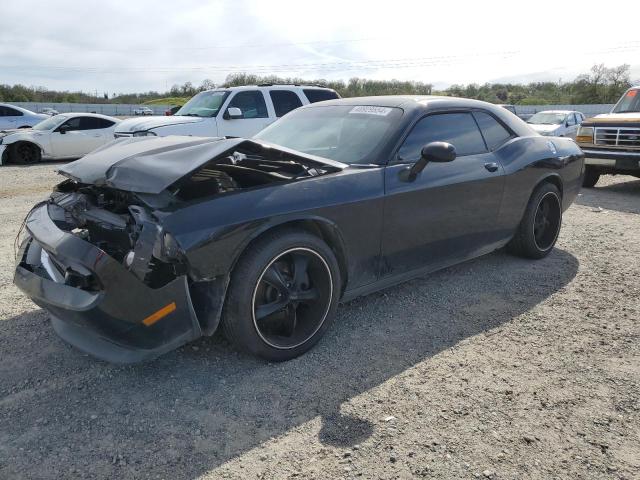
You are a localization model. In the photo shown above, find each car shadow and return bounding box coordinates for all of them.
[0,248,579,479]
[576,178,640,214]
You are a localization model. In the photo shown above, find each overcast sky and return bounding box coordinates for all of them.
[1,0,639,94]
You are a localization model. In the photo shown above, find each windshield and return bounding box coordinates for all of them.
[254,105,402,164]
[527,112,566,125]
[33,115,66,131]
[612,89,640,113]
[175,91,230,118]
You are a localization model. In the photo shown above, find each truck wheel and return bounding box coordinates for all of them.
[582,166,600,188]
[508,182,562,260]
[222,229,341,361]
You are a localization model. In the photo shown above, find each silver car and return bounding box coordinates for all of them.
[526,110,585,139]
[0,104,48,130]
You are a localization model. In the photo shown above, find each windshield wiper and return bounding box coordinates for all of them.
[181,113,201,117]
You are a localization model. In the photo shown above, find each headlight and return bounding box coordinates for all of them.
[132,130,157,137]
[576,126,594,144]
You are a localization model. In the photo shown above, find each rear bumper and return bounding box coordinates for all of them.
[13,203,202,363]
[582,149,640,171]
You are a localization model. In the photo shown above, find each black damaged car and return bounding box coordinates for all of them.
[14,96,584,363]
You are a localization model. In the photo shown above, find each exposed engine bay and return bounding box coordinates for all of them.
[45,142,338,289]
[168,142,333,201]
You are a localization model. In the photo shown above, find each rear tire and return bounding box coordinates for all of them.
[582,166,600,188]
[221,229,341,361]
[508,182,562,259]
[9,143,41,165]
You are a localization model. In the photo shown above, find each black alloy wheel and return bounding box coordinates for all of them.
[10,143,41,164]
[508,182,562,259]
[532,192,562,251]
[252,247,333,350]
[222,229,340,361]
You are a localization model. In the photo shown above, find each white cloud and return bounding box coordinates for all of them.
[0,0,638,93]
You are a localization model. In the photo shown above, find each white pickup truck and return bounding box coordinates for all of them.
[114,85,340,139]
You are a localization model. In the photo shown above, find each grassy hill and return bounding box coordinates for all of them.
[143,97,188,106]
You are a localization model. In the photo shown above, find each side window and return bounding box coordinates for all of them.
[227,91,268,119]
[1,106,22,117]
[80,117,98,130]
[398,112,487,161]
[303,89,340,103]
[269,90,303,117]
[473,111,513,150]
[59,117,82,131]
[96,118,115,128]
[566,114,576,126]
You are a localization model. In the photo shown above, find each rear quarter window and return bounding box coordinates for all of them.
[269,90,303,117]
[303,89,339,103]
[472,111,514,150]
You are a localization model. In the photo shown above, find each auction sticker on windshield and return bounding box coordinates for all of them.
[349,106,393,116]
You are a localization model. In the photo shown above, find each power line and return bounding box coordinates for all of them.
[0,50,520,75]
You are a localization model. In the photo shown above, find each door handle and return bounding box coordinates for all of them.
[484,162,499,172]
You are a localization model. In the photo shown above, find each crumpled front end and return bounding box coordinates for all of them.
[14,197,202,363]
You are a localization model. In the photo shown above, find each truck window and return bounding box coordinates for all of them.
[303,89,339,103]
[269,90,303,117]
[227,91,268,119]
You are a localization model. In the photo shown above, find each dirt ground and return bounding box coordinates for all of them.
[0,163,638,480]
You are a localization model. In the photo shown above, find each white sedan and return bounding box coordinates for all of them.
[0,103,48,130]
[0,113,120,165]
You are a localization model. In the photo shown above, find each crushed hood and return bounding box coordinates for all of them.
[57,135,347,194]
[114,115,204,133]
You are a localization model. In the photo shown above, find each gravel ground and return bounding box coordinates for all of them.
[0,164,638,480]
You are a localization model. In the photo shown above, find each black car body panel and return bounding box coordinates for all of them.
[14,96,584,363]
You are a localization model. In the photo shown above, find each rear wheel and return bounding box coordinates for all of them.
[222,229,341,361]
[582,166,600,188]
[508,182,562,259]
[9,143,41,164]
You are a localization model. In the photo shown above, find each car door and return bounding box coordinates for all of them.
[565,113,578,139]
[0,106,23,130]
[381,111,507,277]
[50,117,105,158]
[217,90,272,137]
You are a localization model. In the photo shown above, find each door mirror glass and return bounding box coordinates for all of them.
[225,107,243,119]
[58,125,69,134]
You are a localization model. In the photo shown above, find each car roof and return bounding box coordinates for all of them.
[305,95,510,112]
[296,95,536,138]
[534,110,575,114]
[206,84,337,92]
[53,112,119,121]
[0,103,36,114]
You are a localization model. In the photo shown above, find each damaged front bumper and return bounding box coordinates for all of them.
[13,203,202,363]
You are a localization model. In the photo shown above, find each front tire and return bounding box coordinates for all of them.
[222,229,341,361]
[9,143,41,164]
[582,166,600,188]
[508,182,562,259]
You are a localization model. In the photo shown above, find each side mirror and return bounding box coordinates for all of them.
[403,142,456,181]
[58,125,69,134]
[225,107,243,120]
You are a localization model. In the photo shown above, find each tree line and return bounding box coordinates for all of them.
[0,64,633,105]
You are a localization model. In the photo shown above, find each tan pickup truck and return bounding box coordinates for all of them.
[576,86,640,187]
